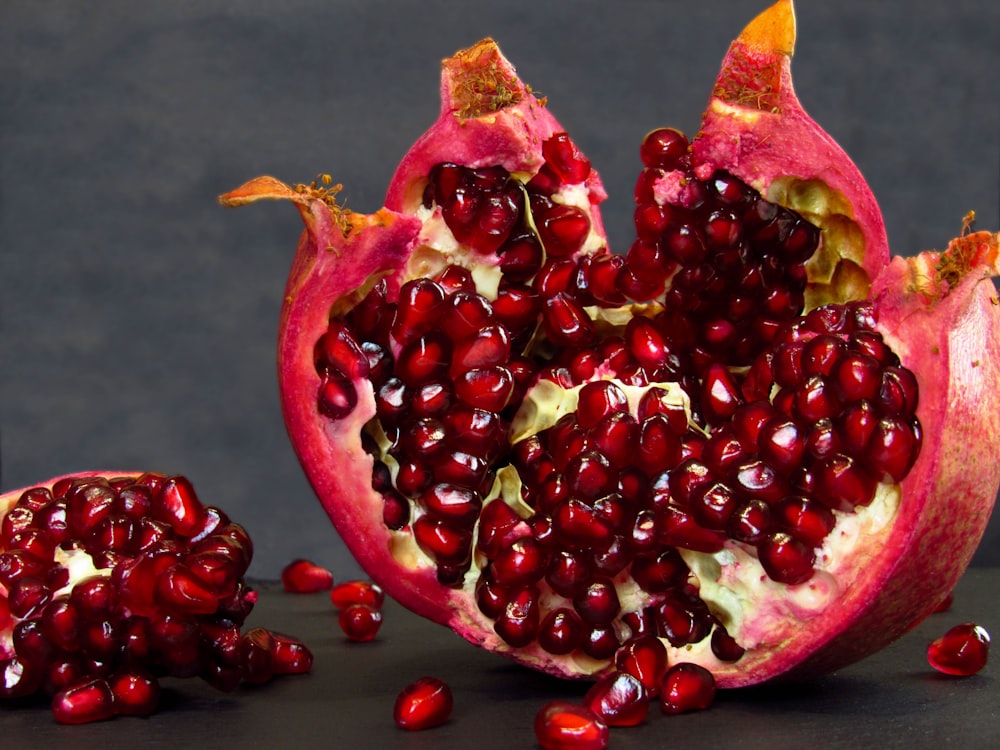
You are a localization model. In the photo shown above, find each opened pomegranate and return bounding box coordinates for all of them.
[221,0,1000,687]
[0,472,313,723]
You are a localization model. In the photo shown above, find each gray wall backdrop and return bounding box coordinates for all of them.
[2,1,998,580]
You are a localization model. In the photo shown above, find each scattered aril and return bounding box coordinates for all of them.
[393,676,453,730]
[659,662,717,714]
[534,701,609,750]
[281,558,334,593]
[582,670,650,726]
[927,622,990,676]
[330,579,385,610]
[338,603,383,642]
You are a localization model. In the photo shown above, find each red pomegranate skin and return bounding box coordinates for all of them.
[221,1,1000,688]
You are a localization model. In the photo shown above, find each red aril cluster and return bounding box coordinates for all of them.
[0,473,312,723]
[330,579,386,641]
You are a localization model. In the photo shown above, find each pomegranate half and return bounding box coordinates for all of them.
[222,0,1000,687]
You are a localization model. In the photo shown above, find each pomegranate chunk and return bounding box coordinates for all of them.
[0,472,313,723]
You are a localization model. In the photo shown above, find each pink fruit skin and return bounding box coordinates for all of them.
[222,4,1000,688]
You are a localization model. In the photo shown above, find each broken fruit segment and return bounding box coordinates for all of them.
[0,472,312,723]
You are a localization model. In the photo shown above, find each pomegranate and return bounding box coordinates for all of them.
[221,0,1000,688]
[0,471,313,723]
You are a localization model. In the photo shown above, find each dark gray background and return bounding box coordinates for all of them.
[1,1,998,580]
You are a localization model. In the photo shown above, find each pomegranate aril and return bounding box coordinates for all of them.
[573,579,620,625]
[316,320,370,380]
[281,558,334,593]
[538,608,586,655]
[490,537,546,587]
[391,278,446,344]
[583,670,649,727]
[535,701,609,750]
[421,483,482,525]
[659,662,716,714]
[51,678,116,725]
[711,625,746,661]
[493,586,540,647]
[330,580,385,610]
[865,417,921,482]
[576,381,628,430]
[546,550,594,599]
[543,293,595,347]
[396,333,452,386]
[413,516,473,568]
[927,623,990,676]
[453,366,514,412]
[543,132,592,183]
[339,604,383,642]
[757,532,815,585]
[774,496,835,548]
[109,671,160,717]
[639,127,688,170]
[615,635,668,696]
[814,454,877,511]
[152,476,206,539]
[394,676,453,731]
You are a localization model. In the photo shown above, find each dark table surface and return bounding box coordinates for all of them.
[2,567,997,748]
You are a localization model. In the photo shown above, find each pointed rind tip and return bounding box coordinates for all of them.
[739,0,796,57]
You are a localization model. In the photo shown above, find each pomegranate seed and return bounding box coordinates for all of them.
[927,623,990,676]
[659,662,716,714]
[639,128,688,170]
[109,671,160,716]
[152,476,206,538]
[493,586,540,647]
[543,132,592,183]
[330,580,385,610]
[393,676,453,731]
[51,678,116,724]
[583,670,649,726]
[615,636,668,696]
[337,604,382,643]
[534,700,609,750]
[757,531,815,584]
[538,608,586,655]
[573,579,620,626]
[269,631,314,674]
[420,483,483,525]
[281,559,334,593]
[491,537,546,587]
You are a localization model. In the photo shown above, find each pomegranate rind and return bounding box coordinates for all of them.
[691,0,888,305]
[385,38,607,222]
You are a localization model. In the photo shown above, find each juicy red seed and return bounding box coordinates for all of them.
[239,627,277,684]
[537,204,591,258]
[421,483,483,525]
[590,412,639,468]
[412,516,473,567]
[66,483,116,538]
[8,576,51,619]
[538,607,586,655]
[41,597,80,651]
[831,352,882,403]
[396,333,452,386]
[701,363,743,424]
[382,490,410,530]
[535,701,609,750]
[535,258,578,298]
[491,537,546,587]
[583,625,621,660]
[639,128,688,170]
[757,532,815,585]
[1,506,34,545]
[564,451,616,501]
[546,550,594,598]
[476,500,527,559]
[663,223,708,265]
[801,334,847,376]
[392,278,446,343]
[543,293,596,348]
[576,381,628,430]
[475,574,508,619]
[109,671,160,717]
[757,418,806,475]
[866,417,921,482]
[927,623,990,676]
[814,454,878,511]
[394,676,454,731]
[690,482,738,531]
[453,366,515,412]
[440,291,494,339]
[450,325,511,375]
[317,320,370,380]
[500,232,545,281]
[877,366,920,417]
[702,430,745,475]
[339,604,383,642]
[774,496,835,548]
[636,414,682,475]
[731,457,787,503]
[838,400,879,450]
[616,636,668,696]
[51,678,116,725]
[493,283,540,331]
[637,388,689,431]
[153,476,207,538]
[411,381,453,418]
[330,580,385,610]
[630,549,688,593]
[573,579,620,625]
[317,372,358,419]
[552,499,613,550]
[401,417,447,458]
[727,498,773,544]
[493,586,540,647]
[281,559,334,593]
[659,663,716,714]
[543,132,592,183]
[583,670,650,727]
[711,626,746,661]
[433,450,492,495]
